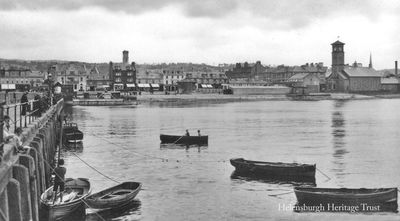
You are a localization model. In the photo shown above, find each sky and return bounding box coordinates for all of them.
[0,0,399,69]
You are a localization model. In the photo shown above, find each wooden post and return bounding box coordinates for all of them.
[58,112,63,166]
[7,179,22,221]
[12,165,32,221]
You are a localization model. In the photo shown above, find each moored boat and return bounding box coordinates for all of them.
[63,122,84,143]
[84,181,142,210]
[294,187,398,211]
[40,178,91,221]
[160,134,208,145]
[230,158,316,178]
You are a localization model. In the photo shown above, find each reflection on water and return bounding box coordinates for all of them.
[86,200,142,221]
[230,170,316,187]
[331,100,349,184]
[160,143,208,152]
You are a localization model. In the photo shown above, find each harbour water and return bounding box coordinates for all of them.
[61,99,400,221]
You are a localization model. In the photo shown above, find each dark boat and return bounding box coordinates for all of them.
[63,122,84,143]
[230,170,316,186]
[160,134,208,145]
[40,178,91,221]
[230,158,316,178]
[84,182,142,210]
[294,187,398,212]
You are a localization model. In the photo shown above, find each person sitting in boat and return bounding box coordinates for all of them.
[197,130,201,136]
[185,129,190,136]
[53,159,67,204]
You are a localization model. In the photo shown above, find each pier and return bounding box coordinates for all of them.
[71,99,136,106]
[0,98,64,221]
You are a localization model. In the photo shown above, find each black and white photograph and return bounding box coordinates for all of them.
[0,0,400,220]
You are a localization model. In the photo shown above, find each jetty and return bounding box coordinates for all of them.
[0,98,64,221]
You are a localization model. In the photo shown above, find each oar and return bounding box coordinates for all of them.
[173,134,186,144]
[267,191,294,197]
[316,168,331,182]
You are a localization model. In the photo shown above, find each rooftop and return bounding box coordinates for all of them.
[342,67,382,77]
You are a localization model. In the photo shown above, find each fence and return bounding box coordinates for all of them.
[0,96,53,147]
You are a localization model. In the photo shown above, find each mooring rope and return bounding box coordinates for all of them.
[67,149,120,184]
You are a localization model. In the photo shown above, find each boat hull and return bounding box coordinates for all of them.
[63,123,84,142]
[40,178,91,221]
[84,182,142,209]
[230,158,316,178]
[294,187,398,211]
[160,134,208,145]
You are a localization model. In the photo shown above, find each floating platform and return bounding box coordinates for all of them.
[71,99,137,106]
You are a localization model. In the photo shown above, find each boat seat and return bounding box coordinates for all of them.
[99,189,134,199]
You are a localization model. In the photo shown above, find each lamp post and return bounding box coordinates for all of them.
[48,72,53,105]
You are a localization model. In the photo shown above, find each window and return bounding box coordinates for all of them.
[115,78,121,82]
[80,77,83,81]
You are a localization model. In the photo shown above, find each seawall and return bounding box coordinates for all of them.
[0,99,64,221]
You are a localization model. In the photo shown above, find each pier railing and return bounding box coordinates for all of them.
[0,95,54,153]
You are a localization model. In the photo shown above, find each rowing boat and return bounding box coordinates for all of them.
[84,182,142,209]
[294,187,398,211]
[160,134,208,145]
[230,158,316,178]
[40,178,91,221]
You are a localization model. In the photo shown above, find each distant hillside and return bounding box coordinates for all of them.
[0,58,228,72]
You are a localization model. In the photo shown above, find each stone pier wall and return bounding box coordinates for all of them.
[0,99,64,221]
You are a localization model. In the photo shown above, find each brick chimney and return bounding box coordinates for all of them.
[123,50,129,65]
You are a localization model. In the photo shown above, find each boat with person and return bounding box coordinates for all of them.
[84,181,142,210]
[40,178,91,221]
[230,158,316,178]
[294,187,398,212]
[160,134,208,145]
[63,122,84,143]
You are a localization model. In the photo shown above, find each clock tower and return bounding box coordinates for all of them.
[331,40,345,75]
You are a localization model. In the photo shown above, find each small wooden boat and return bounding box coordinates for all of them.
[160,134,208,145]
[40,178,91,221]
[230,158,316,178]
[63,122,84,143]
[294,187,398,209]
[84,182,142,209]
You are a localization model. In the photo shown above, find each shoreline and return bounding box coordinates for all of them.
[135,92,400,103]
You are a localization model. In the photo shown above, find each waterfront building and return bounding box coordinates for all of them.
[225,61,264,80]
[162,68,185,91]
[184,70,228,90]
[0,67,45,91]
[327,40,383,92]
[287,72,321,94]
[109,50,137,91]
[87,64,113,91]
[136,69,163,91]
[257,63,327,87]
[51,63,89,92]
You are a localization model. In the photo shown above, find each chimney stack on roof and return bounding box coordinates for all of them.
[395,61,398,76]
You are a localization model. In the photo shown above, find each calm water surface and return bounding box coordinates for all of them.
[61,99,400,221]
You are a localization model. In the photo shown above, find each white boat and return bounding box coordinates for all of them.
[40,178,91,221]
